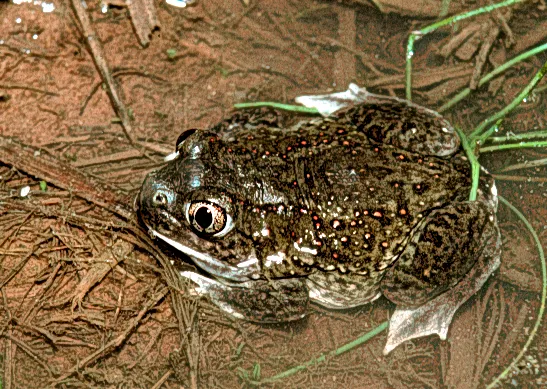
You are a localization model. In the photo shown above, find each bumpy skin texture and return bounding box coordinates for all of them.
[138,97,499,331]
[380,201,496,307]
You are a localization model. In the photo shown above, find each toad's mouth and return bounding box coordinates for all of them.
[149,229,261,282]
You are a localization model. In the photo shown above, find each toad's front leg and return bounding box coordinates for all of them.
[181,272,309,323]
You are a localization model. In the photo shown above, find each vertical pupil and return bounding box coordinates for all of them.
[195,206,213,229]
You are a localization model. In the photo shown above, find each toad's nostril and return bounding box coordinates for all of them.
[154,192,168,205]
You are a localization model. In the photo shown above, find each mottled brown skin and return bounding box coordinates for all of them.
[138,97,499,323]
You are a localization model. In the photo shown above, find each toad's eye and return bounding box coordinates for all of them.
[176,129,199,151]
[186,201,233,237]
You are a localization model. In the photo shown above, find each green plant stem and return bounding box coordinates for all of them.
[486,196,546,389]
[455,128,480,201]
[470,58,547,141]
[405,0,525,101]
[439,42,547,112]
[245,321,389,385]
[421,0,524,35]
[234,102,319,114]
[480,140,547,153]
[476,119,504,145]
[486,129,547,143]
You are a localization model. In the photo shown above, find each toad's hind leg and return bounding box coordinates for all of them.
[379,201,501,354]
[295,84,460,157]
[339,96,460,157]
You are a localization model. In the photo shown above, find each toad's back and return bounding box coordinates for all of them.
[204,106,474,278]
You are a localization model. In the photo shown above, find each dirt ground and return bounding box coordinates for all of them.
[1,0,547,388]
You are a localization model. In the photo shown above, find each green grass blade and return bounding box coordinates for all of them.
[439,42,547,112]
[406,0,526,101]
[244,321,388,385]
[470,58,547,141]
[480,140,547,153]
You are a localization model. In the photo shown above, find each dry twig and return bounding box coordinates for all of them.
[70,0,136,145]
